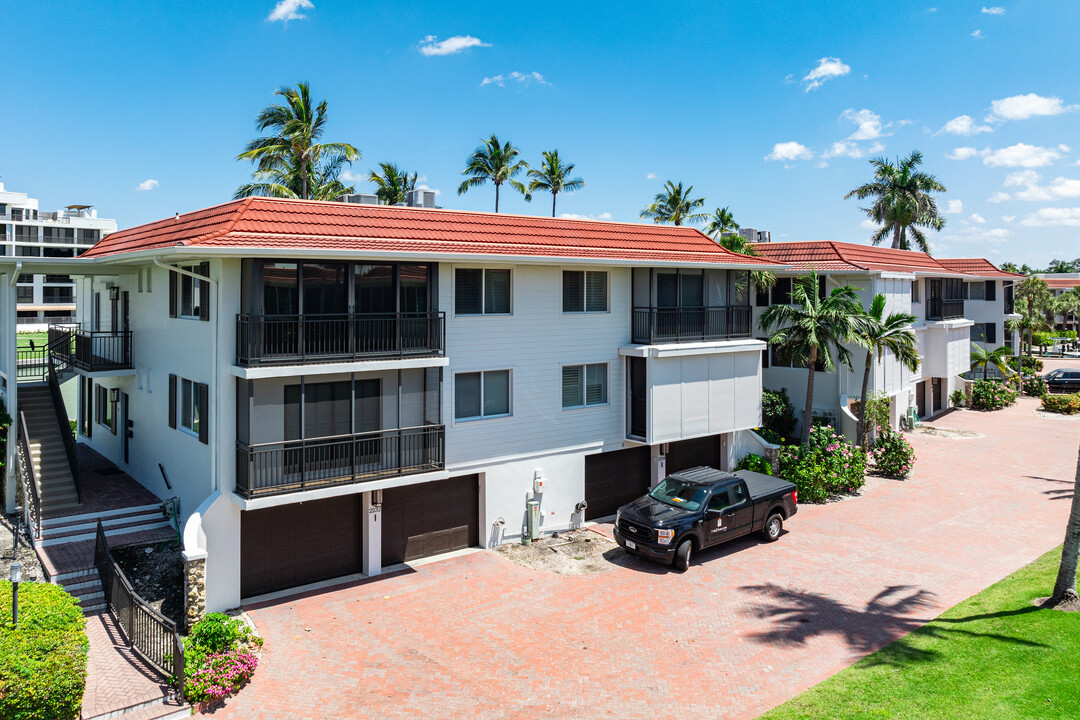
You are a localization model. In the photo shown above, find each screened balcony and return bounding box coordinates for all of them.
[234,368,444,499]
[237,260,444,366]
[630,267,753,344]
[926,278,965,321]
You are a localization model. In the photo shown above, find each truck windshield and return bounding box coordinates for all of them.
[649,478,709,511]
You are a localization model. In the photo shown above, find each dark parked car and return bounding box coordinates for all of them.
[613,466,798,571]
[1044,369,1080,393]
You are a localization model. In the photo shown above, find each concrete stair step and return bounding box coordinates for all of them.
[41,503,164,529]
[64,579,103,596]
[41,511,166,539]
[39,519,172,547]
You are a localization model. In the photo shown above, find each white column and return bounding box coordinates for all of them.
[362,491,382,577]
[2,274,17,513]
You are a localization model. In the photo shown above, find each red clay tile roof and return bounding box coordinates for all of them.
[752,240,993,276]
[1043,277,1080,289]
[81,197,784,267]
[935,257,1024,279]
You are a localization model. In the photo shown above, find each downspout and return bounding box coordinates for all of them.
[9,261,22,287]
[153,256,220,494]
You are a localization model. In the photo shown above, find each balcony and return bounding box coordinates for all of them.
[48,324,133,373]
[631,305,752,344]
[236,312,445,367]
[926,299,965,321]
[235,424,445,499]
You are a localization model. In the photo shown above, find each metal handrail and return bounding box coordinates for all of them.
[94,521,184,692]
[48,324,133,372]
[16,410,41,539]
[46,354,81,503]
[631,305,753,344]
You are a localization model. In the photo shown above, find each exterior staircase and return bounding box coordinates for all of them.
[19,385,83,516]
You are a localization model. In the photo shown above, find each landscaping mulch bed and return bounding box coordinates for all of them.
[494,528,638,574]
[1,512,44,581]
[112,540,184,624]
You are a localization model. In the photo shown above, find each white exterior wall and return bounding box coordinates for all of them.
[649,348,761,443]
[964,280,1012,351]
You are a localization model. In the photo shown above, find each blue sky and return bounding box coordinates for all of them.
[3,0,1078,267]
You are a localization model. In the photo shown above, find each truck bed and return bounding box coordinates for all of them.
[734,470,796,501]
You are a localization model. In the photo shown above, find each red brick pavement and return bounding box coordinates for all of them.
[81,612,178,719]
[213,393,1078,720]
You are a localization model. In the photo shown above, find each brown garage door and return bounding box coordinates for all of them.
[382,475,479,567]
[666,434,723,474]
[240,495,363,598]
[584,446,650,520]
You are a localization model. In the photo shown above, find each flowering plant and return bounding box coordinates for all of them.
[870,427,916,478]
[184,650,259,705]
[778,425,866,503]
[970,379,1017,411]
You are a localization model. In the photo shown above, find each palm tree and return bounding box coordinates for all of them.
[640,181,707,226]
[1052,288,1080,337]
[844,151,947,252]
[970,344,1014,381]
[1048,446,1080,607]
[526,150,584,217]
[233,152,356,201]
[705,207,740,239]
[855,294,920,449]
[236,82,360,200]
[458,135,530,212]
[1013,276,1054,355]
[713,232,776,294]
[759,270,869,444]
[368,163,418,206]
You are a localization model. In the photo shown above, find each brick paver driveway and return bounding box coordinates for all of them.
[219,390,1078,720]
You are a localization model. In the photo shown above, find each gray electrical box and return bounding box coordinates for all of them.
[526,500,541,541]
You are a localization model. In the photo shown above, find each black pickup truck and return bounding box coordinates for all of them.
[612,466,798,571]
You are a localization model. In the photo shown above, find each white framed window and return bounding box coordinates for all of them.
[562,271,608,313]
[562,363,608,408]
[180,272,203,318]
[168,374,207,444]
[455,370,511,420]
[911,280,920,302]
[455,268,511,315]
[965,281,986,301]
[169,263,208,321]
[180,378,201,436]
[94,385,116,434]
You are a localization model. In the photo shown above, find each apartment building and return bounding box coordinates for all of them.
[1034,273,1080,331]
[935,258,1023,352]
[0,182,116,327]
[2,197,783,612]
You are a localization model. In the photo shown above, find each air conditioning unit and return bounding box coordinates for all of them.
[407,189,436,208]
[339,193,380,205]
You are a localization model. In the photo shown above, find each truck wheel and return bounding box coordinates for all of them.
[673,539,693,571]
[762,513,783,542]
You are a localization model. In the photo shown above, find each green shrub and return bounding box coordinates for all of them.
[0,582,88,720]
[185,613,254,667]
[183,613,260,705]
[871,428,916,478]
[969,379,1017,411]
[1008,355,1043,373]
[949,389,966,408]
[863,391,891,430]
[753,427,785,445]
[1041,393,1080,415]
[762,388,797,438]
[1022,375,1048,397]
[736,453,773,475]
[778,425,867,503]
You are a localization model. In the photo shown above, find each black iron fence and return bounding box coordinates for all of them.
[46,323,133,372]
[16,411,41,540]
[16,347,47,382]
[94,522,184,692]
[632,305,752,344]
[236,312,445,366]
[235,424,446,498]
[47,355,81,503]
[927,298,965,321]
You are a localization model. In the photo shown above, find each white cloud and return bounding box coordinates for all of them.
[988,93,1079,121]
[945,199,963,214]
[948,147,979,160]
[970,29,984,39]
[937,114,992,136]
[926,7,939,12]
[815,160,829,169]
[1001,170,1080,201]
[801,57,850,92]
[841,108,889,140]
[645,172,658,180]
[558,212,612,221]
[860,219,879,230]
[416,184,441,197]
[419,35,490,56]
[981,143,1068,167]
[969,213,987,224]
[481,71,549,88]
[1018,207,1080,227]
[981,6,1005,14]
[822,140,884,159]
[765,142,813,161]
[267,0,313,22]
[339,170,363,183]
[1002,215,1016,223]
[987,192,1011,203]
[135,179,159,192]
[940,225,1012,244]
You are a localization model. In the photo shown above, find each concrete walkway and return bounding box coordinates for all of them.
[212,393,1077,720]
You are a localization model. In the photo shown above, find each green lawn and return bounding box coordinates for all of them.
[15,331,48,348]
[760,548,1079,720]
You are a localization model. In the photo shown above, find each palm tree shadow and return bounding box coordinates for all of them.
[739,584,1046,666]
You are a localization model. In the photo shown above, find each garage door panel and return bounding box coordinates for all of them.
[584,446,650,520]
[666,435,722,474]
[383,475,479,566]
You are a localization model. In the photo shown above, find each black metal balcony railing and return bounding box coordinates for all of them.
[632,305,752,344]
[926,299,965,321]
[48,324,133,372]
[235,424,446,499]
[236,312,446,366]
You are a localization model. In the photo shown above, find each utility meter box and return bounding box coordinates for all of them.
[526,499,541,540]
[533,469,546,494]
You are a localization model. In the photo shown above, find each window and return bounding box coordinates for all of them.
[770,277,793,305]
[562,364,608,408]
[730,482,747,504]
[44,274,71,284]
[755,286,770,307]
[985,280,996,301]
[16,286,32,304]
[17,274,32,284]
[168,374,208,443]
[562,271,608,312]
[707,488,730,512]
[455,370,511,420]
[455,268,511,315]
[43,287,73,304]
[169,263,209,321]
[973,323,997,344]
[911,280,920,302]
[965,281,986,300]
[95,385,116,434]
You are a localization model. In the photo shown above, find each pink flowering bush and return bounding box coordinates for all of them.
[871,428,916,479]
[184,650,259,705]
[778,425,867,503]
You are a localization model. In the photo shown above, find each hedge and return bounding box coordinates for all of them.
[0,582,88,720]
[1041,393,1080,415]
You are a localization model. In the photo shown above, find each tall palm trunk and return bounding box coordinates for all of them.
[892,224,902,249]
[1050,448,1080,604]
[857,349,873,449]
[551,193,557,218]
[495,183,500,213]
[802,345,818,444]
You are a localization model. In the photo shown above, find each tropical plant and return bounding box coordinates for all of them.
[235,82,360,201]
[735,453,773,475]
[712,231,777,292]
[367,163,417,206]
[970,344,1015,381]
[777,425,867,502]
[705,206,739,238]
[871,428,916,479]
[950,389,966,408]
[1048,446,1080,607]
[759,270,869,444]
[457,135,530,212]
[183,613,262,705]
[762,388,797,439]
[526,150,584,217]
[1052,288,1080,334]
[854,294,920,449]
[844,151,947,252]
[1007,312,1051,366]
[969,378,1017,411]
[1042,392,1080,415]
[639,181,707,226]
[1023,375,1048,397]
